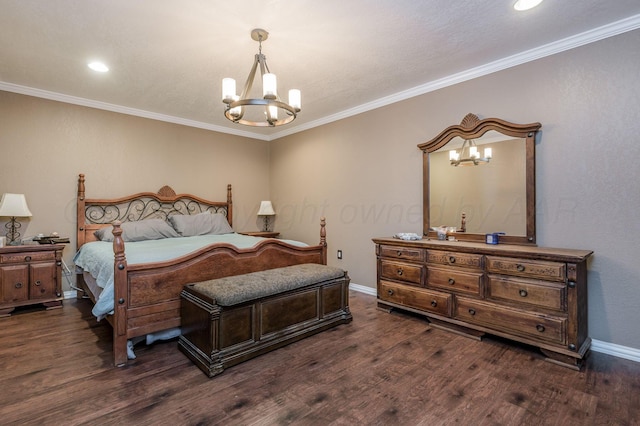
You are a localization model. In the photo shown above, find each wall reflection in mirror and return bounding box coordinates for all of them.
[430,132,527,236]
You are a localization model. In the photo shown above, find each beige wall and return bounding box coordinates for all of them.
[0,92,271,285]
[270,29,640,349]
[1,29,639,351]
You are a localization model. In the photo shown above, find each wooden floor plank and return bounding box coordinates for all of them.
[0,291,639,425]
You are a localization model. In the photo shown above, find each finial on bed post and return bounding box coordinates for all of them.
[78,174,85,200]
[320,217,327,265]
[227,184,233,227]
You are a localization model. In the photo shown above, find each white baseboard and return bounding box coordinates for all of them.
[348,283,640,364]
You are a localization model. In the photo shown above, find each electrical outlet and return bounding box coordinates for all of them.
[337,249,343,260]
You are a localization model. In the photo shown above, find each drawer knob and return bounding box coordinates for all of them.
[396,268,403,276]
[118,298,125,304]
[15,282,23,289]
[468,308,476,315]
[448,256,456,264]
[431,300,437,307]
[536,324,545,333]
[568,281,576,288]
[448,278,455,285]
[397,251,403,257]
[519,289,528,297]
[35,280,42,286]
[516,264,526,272]
[387,289,394,296]
[24,256,32,262]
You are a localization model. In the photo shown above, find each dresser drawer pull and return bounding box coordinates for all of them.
[396,268,403,276]
[431,300,438,307]
[35,280,42,286]
[24,256,32,262]
[397,251,403,257]
[536,324,545,333]
[448,278,455,285]
[15,282,23,289]
[448,256,456,264]
[516,264,526,272]
[387,289,394,296]
[468,308,476,315]
[519,289,528,297]
[568,281,576,288]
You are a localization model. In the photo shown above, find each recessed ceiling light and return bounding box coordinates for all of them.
[88,61,109,72]
[514,0,543,11]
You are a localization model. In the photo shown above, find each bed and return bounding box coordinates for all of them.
[74,174,328,366]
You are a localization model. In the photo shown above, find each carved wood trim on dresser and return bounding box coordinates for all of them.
[373,238,593,370]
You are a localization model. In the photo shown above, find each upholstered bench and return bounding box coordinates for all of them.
[178,263,352,377]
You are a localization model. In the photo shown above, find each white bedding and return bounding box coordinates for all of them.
[73,233,306,319]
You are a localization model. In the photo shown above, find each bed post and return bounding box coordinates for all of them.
[320,217,327,265]
[76,174,86,299]
[112,221,129,367]
[227,184,233,227]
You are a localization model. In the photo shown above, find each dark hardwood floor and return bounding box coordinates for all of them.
[1,291,639,425]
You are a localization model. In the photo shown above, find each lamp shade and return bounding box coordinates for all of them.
[257,201,275,216]
[0,193,32,217]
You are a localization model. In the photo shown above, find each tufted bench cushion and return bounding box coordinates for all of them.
[179,263,352,377]
[189,263,346,306]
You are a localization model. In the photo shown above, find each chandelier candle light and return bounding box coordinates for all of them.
[449,139,492,167]
[222,29,301,127]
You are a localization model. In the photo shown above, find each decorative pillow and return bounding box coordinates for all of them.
[94,219,180,242]
[169,212,234,237]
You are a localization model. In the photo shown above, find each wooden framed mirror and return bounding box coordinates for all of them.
[418,113,541,245]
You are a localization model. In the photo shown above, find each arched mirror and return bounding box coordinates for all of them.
[418,113,541,245]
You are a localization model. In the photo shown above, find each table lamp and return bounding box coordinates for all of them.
[257,201,275,232]
[0,193,33,245]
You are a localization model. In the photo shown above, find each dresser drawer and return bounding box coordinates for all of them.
[379,280,451,317]
[427,266,483,296]
[455,297,566,345]
[486,256,565,281]
[380,259,423,286]
[487,275,566,312]
[427,250,483,270]
[0,251,56,264]
[379,245,425,262]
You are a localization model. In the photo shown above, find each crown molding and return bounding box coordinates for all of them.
[271,13,640,140]
[2,14,639,142]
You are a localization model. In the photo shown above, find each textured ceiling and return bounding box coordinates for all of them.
[1,1,640,140]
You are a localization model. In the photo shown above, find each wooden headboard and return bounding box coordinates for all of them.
[76,174,233,249]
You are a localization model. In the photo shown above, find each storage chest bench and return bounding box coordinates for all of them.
[178,263,352,377]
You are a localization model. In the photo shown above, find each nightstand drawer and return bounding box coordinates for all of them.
[427,250,483,270]
[1,251,56,264]
[380,260,423,286]
[379,245,425,262]
[427,266,483,296]
[379,280,451,317]
[455,297,566,345]
[486,256,565,281]
[487,275,566,312]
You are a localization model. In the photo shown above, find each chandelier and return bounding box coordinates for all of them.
[222,29,301,127]
[449,139,492,167]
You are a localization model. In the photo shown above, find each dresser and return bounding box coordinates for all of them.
[0,244,64,317]
[373,238,592,369]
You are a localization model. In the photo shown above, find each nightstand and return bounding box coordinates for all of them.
[240,231,280,238]
[0,244,64,317]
